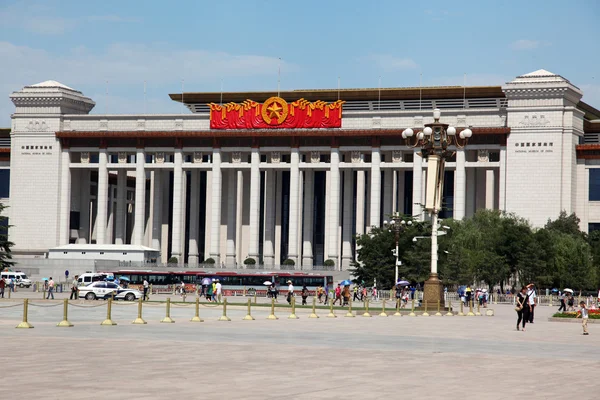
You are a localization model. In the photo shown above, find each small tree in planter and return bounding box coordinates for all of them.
[244,258,256,265]
[167,256,178,264]
[204,258,215,264]
[324,259,336,267]
[282,258,295,266]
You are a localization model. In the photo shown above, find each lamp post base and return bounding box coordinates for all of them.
[423,273,444,308]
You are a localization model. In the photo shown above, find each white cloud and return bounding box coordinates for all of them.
[0,41,295,125]
[511,39,550,50]
[365,54,418,71]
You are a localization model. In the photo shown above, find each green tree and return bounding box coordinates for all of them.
[0,203,14,270]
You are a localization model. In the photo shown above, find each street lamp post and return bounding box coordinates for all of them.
[402,109,471,306]
[383,214,412,286]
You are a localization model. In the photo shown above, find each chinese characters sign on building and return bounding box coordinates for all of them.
[208,97,344,129]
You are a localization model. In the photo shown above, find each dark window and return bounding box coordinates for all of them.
[589,169,600,201]
[489,152,500,162]
[69,211,80,230]
[0,170,10,198]
[589,223,600,233]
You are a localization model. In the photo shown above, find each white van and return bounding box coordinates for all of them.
[77,272,114,286]
[1,271,32,288]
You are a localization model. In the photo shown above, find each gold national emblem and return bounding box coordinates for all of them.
[261,97,289,125]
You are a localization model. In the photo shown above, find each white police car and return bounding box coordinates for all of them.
[78,281,142,301]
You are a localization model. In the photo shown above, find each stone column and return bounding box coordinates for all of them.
[225,170,237,265]
[486,169,496,210]
[287,148,300,265]
[301,170,314,267]
[499,148,507,211]
[235,170,244,265]
[151,170,162,251]
[263,170,276,266]
[412,150,423,220]
[115,169,126,244]
[209,148,222,264]
[59,148,71,245]
[454,149,466,220]
[397,170,405,215]
[188,169,200,265]
[78,170,90,244]
[133,149,146,245]
[341,170,354,269]
[356,171,365,236]
[171,149,183,262]
[369,147,381,228]
[248,148,261,261]
[327,148,341,264]
[96,149,108,244]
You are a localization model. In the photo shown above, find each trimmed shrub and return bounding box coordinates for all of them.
[244,258,256,265]
[204,257,216,264]
[282,258,295,266]
[324,259,336,267]
[167,257,178,264]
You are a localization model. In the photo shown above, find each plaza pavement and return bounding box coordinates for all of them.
[1,293,599,400]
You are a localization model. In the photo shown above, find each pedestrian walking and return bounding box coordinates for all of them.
[558,292,567,312]
[526,284,537,323]
[206,282,214,302]
[324,285,329,304]
[0,277,5,298]
[6,277,13,293]
[333,284,342,305]
[395,284,402,308]
[515,286,530,331]
[578,301,590,335]
[211,280,218,302]
[353,286,359,302]
[215,279,222,303]
[143,279,149,301]
[46,277,55,299]
[301,285,309,306]
[342,285,350,306]
[70,276,78,300]
[317,285,324,303]
[362,286,367,302]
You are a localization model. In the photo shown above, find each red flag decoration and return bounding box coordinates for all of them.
[208,97,344,129]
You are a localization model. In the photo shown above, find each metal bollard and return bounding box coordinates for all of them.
[243,299,255,321]
[267,297,278,320]
[408,298,416,317]
[476,301,482,316]
[345,299,355,318]
[435,300,443,316]
[16,299,34,329]
[254,293,257,304]
[445,298,454,316]
[467,300,475,316]
[101,298,117,326]
[288,297,299,319]
[422,300,430,316]
[190,297,203,322]
[218,298,231,321]
[394,299,402,317]
[363,299,372,317]
[57,299,73,327]
[42,288,46,299]
[458,300,465,316]
[327,299,337,318]
[7,286,10,299]
[160,298,175,323]
[379,299,388,317]
[133,297,147,324]
[309,297,319,318]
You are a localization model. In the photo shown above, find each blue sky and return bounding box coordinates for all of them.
[1,0,599,126]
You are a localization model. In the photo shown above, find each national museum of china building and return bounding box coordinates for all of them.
[3,69,600,269]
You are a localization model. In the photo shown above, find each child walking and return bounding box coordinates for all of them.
[578,301,590,335]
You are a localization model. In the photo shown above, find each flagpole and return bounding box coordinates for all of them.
[463,73,467,110]
[419,73,422,111]
[143,80,147,114]
[337,76,340,101]
[105,80,108,115]
[181,79,184,114]
[220,79,223,105]
[378,76,381,111]
[277,57,281,97]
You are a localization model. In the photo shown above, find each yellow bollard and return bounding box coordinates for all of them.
[327,299,337,318]
[435,300,443,316]
[408,298,416,317]
[363,299,372,317]
[288,296,299,319]
[7,286,10,299]
[243,299,255,320]
[467,300,475,316]
[218,298,231,321]
[101,298,117,325]
[149,284,153,300]
[57,299,73,327]
[42,287,45,299]
[160,298,175,323]
[422,300,430,317]
[458,299,465,316]
[345,299,355,318]
[445,298,454,316]
[379,299,388,317]
[16,299,34,329]
[494,293,498,305]
[475,301,482,316]
[254,293,257,304]
[309,297,319,318]
[267,297,278,320]
[394,299,402,317]
[132,297,147,324]
[190,297,203,322]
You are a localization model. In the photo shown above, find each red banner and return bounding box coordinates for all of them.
[208,97,344,129]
